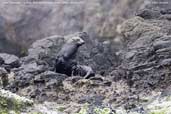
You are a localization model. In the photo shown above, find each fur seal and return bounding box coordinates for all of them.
[55,34,85,75]
[72,65,95,79]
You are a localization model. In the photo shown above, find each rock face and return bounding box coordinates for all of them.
[112,6,171,92]
[0,0,143,55]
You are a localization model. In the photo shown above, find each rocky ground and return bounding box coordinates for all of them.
[1,0,171,114]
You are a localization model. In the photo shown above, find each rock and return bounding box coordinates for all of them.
[33,71,68,87]
[33,102,65,114]
[136,9,161,19]
[118,16,161,42]
[113,6,171,92]
[160,9,171,15]
[0,53,20,68]
[0,67,8,88]
[0,57,4,65]
[12,71,68,101]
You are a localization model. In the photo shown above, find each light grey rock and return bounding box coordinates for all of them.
[0,53,20,68]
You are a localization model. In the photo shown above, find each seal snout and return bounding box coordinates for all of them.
[78,38,85,45]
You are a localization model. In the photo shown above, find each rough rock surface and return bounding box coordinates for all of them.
[7,32,119,103]
[7,8,171,112]
[109,3,171,111]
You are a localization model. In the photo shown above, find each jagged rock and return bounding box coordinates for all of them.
[10,70,68,101]
[113,7,171,92]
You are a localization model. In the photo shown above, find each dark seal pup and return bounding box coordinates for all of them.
[72,65,95,79]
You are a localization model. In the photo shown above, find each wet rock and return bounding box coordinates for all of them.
[136,9,161,19]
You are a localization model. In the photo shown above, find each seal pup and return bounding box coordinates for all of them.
[72,65,95,79]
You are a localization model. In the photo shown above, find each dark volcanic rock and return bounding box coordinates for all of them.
[28,71,68,101]
[0,56,4,65]
[136,9,161,19]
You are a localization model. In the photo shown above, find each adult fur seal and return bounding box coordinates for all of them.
[55,34,85,75]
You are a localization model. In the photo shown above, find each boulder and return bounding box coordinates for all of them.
[0,53,20,68]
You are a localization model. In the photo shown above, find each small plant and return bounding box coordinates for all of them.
[76,105,88,114]
[57,106,66,112]
[149,108,168,114]
[94,107,113,114]
[150,111,166,114]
